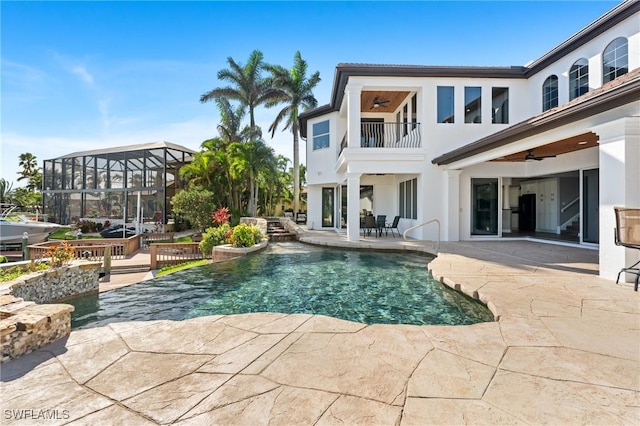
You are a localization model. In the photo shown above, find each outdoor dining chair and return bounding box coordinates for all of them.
[362,215,377,237]
[385,215,401,237]
[614,206,640,291]
[376,215,387,237]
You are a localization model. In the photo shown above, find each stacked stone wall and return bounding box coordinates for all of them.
[9,262,100,304]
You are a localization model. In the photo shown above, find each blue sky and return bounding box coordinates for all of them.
[1,0,619,188]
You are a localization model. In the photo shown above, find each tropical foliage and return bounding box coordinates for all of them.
[187,49,319,221]
[170,186,216,231]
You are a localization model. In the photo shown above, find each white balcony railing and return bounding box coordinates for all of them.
[340,122,421,155]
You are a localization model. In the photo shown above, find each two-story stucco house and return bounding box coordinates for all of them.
[299,1,640,282]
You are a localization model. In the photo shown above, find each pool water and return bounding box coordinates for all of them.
[69,243,494,329]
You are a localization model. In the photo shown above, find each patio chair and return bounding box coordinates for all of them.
[376,215,387,237]
[362,215,377,237]
[385,215,401,237]
[614,206,640,291]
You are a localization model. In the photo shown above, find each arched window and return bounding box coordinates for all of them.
[569,58,589,100]
[603,37,628,84]
[542,75,558,112]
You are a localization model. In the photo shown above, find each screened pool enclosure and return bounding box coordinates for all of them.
[42,142,194,227]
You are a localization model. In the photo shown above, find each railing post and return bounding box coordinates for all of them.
[150,244,157,270]
[103,246,111,276]
[22,232,29,261]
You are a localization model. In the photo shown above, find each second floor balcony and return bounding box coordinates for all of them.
[340,121,422,155]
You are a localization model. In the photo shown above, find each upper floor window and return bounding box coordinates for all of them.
[464,87,481,123]
[603,37,628,84]
[312,120,330,150]
[492,87,509,124]
[569,58,589,100]
[542,75,558,112]
[437,86,454,123]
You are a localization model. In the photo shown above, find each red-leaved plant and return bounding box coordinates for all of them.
[212,207,230,226]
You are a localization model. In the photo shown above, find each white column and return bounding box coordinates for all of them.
[346,173,361,241]
[443,170,462,241]
[595,117,640,282]
[345,84,362,148]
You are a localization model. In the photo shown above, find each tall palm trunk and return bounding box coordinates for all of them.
[293,127,300,214]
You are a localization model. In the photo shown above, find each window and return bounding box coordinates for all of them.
[569,58,589,100]
[492,87,509,124]
[542,75,558,112]
[313,120,330,150]
[603,37,628,84]
[437,86,454,123]
[398,178,417,219]
[464,87,481,123]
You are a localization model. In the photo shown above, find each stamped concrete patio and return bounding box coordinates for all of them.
[1,232,639,425]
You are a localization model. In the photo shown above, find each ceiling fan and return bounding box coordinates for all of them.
[524,149,556,161]
[371,97,390,109]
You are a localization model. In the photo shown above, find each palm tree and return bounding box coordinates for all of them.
[0,178,14,204]
[228,140,276,217]
[17,152,40,191]
[265,51,320,214]
[200,50,278,135]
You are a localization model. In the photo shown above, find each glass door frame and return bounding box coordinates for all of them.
[471,177,502,237]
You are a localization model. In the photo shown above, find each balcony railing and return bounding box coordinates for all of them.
[339,122,421,156]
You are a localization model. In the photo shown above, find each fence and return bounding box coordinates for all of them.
[149,243,204,269]
[29,240,125,261]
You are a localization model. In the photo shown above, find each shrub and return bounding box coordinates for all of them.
[229,224,263,248]
[45,241,75,268]
[77,220,98,233]
[0,256,8,263]
[199,223,231,255]
[250,225,264,244]
[0,262,49,282]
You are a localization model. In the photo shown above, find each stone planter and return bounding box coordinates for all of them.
[0,260,100,362]
[212,240,268,263]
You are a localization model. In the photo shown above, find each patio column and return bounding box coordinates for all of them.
[346,173,361,241]
[595,117,640,282]
[444,169,462,241]
[345,84,362,148]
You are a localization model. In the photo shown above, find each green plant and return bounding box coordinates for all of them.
[45,241,75,267]
[171,186,215,231]
[0,256,8,263]
[199,223,231,255]
[0,262,49,282]
[212,207,230,225]
[229,223,262,248]
[250,225,264,244]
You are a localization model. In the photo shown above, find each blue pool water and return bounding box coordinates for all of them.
[69,242,494,328]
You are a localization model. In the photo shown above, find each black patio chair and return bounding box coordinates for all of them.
[385,215,401,237]
[614,206,640,291]
[362,215,377,237]
[376,215,387,237]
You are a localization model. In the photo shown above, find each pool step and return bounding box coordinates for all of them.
[109,265,151,275]
[266,219,296,242]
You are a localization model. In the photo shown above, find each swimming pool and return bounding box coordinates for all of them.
[70,242,494,328]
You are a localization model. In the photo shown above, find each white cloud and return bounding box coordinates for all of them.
[71,65,94,85]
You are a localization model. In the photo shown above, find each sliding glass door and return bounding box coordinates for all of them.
[321,187,334,227]
[472,178,499,235]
